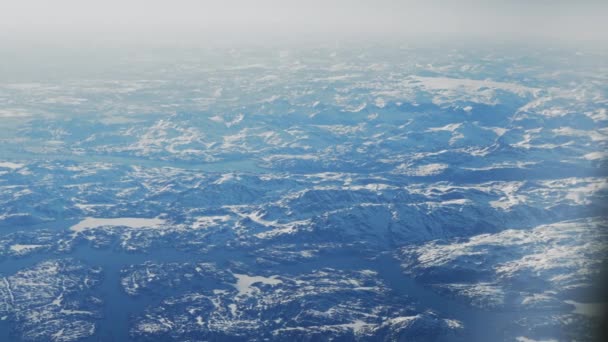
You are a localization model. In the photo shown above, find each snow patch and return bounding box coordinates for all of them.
[233,274,282,297]
[70,217,166,233]
[0,162,24,169]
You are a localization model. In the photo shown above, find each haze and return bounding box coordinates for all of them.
[1,0,607,45]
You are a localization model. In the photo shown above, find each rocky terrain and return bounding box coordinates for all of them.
[0,44,606,341]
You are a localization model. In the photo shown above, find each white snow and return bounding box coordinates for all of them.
[438,283,505,308]
[393,75,540,106]
[411,76,537,96]
[489,181,527,210]
[70,217,166,233]
[0,162,24,169]
[583,151,608,160]
[191,215,231,229]
[228,303,238,316]
[426,123,462,132]
[10,244,45,253]
[233,274,282,297]
[213,173,241,184]
[395,163,448,176]
[553,127,607,142]
[74,203,114,212]
[403,218,606,291]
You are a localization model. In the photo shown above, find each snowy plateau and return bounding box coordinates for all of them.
[0,44,607,341]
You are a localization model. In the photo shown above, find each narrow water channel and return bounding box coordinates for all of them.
[0,243,563,341]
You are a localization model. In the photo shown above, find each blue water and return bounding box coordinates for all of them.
[0,238,563,341]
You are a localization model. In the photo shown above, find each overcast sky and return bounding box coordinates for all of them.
[0,0,606,45]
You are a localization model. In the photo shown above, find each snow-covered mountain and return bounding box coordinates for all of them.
[0,44,606,341]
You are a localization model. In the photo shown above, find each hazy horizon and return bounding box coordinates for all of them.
[1,0,607,47]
